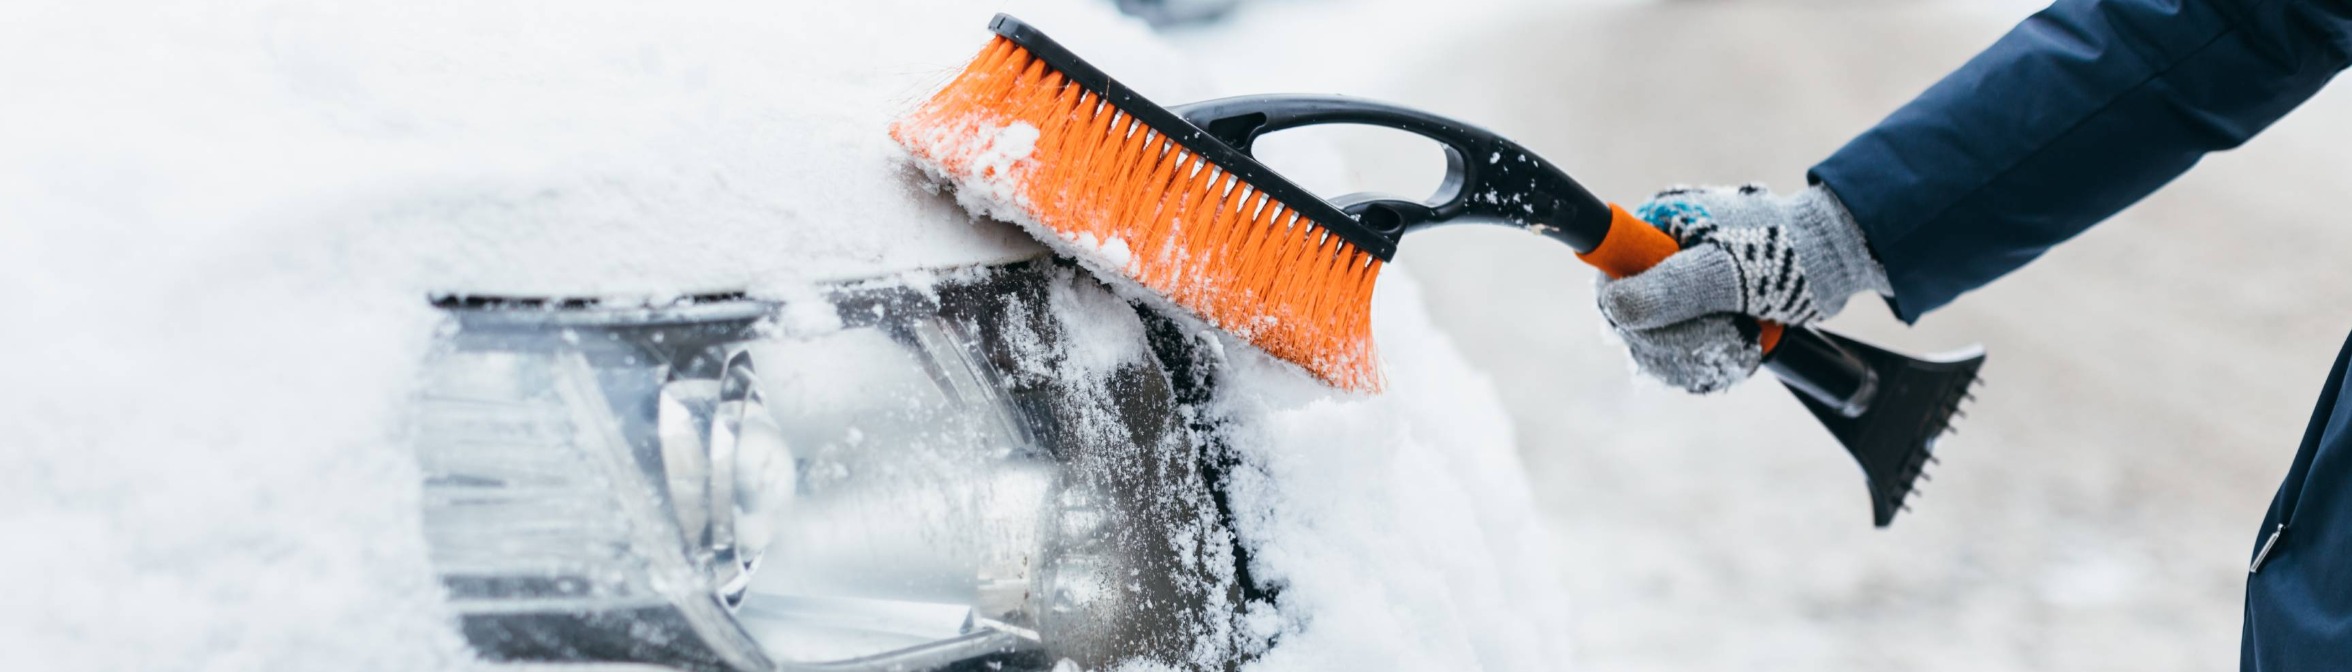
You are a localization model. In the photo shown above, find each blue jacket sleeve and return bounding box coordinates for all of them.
[1810,0,2352,322]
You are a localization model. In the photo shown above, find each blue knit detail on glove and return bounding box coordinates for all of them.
[1633,200,1709,229]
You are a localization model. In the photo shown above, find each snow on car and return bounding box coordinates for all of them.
[0,0,1568,669]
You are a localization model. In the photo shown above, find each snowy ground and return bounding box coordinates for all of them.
[1171,1,2352,670]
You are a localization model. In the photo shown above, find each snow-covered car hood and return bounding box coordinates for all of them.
[2,0,1209,298]
[0,0,1571,669]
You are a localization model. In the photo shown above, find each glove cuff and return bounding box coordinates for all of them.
[1786,185,1891,318]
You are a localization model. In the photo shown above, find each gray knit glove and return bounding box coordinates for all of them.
[1598,184,1890,393]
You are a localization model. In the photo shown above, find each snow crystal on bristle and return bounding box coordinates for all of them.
[890,38,1385,391]
[1071,232,1134,268]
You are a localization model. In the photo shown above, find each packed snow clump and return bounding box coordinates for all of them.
[1202,273,1574,670]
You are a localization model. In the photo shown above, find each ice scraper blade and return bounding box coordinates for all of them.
[1768,326,1985,527]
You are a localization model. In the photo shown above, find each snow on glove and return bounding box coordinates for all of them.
[1599,184,1890,394]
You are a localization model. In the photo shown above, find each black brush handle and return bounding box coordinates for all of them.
[1176,96,1881,415]
[1172,95,1615,253]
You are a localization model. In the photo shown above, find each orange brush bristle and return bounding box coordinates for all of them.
[891,34,1385,391]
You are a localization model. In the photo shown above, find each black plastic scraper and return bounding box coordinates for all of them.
[1766,326,1985,527]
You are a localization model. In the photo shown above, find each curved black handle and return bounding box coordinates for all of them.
[1172,96,1915,441]
[1172,95,1616,253]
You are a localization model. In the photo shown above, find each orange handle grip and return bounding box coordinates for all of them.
[1576,204,1786,352]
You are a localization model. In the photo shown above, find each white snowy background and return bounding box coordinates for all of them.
[6,0,2347,670]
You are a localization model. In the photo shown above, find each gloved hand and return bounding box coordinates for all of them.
[1598,184,1890,393]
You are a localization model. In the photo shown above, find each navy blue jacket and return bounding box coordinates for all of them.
[1813,0,2351,321]
[1807,1,2351,668]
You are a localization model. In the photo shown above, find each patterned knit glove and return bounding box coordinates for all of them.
[1598,184,1890,393]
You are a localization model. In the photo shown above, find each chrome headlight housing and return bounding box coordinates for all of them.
[412,261,1251,671]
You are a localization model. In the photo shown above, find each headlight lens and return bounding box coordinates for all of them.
[414,262,1245,670]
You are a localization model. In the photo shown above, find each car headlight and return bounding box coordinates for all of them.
[412,261,1249,671]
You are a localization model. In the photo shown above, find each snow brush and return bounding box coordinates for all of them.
[891,14,1986,527]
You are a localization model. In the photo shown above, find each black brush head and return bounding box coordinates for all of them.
[1780,330,1985,528]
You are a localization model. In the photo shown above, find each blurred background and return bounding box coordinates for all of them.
[1154,0,2352,669]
